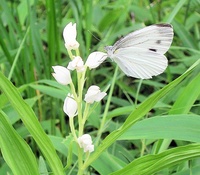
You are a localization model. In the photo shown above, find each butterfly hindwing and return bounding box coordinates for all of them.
[105,24,173,79]
[114,47,168,79]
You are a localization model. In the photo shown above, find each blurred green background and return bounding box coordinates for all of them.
[0,0,200,174]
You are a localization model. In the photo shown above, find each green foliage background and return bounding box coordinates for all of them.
[0,0,200,174]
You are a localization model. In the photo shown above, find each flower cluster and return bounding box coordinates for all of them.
[52,22,108,153]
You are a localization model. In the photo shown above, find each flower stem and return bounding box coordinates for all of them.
[69,117,77,141]
[70,82,78,100]
[77,146,84,175]
[95,66,118,145]
[82,103,90,125]
[67,49,74,60]
[77,67,87,136]
[75,48,80,56]
[77,72,83,136]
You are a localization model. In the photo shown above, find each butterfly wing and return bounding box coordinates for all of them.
[114,47,168,79]
[113,24,173,54]
[107,24,173,79]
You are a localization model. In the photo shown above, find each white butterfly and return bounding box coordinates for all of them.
[105,24,174,79]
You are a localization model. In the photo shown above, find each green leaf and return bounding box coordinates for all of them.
[119,114,200,142]
[110,143,200,175]
[172,20,198,49]
[0,72,64,175]
[0,111,39,175]
[169,72,200,114]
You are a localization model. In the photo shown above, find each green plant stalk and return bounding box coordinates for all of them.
[77,66,87,136]
[95,66,119,146]
[82,103,90,125]
[64,139,74,170]
[67,49,74,60]
[135,79,143,106]
[76,48,80,57]
[8,27,30,80]
[77,70,87,175]
[70,83,78,100]
[69,117,77,141]
[77,68,87,175]
[77,72,84,137]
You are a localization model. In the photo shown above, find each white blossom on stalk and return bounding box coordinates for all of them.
[52,66,72,85]
[84,85,107,104]
[63,22,79,50]
[63,93,77,118]
[85,52,107,69]
[77,134,94,153]
[67,56,85,72]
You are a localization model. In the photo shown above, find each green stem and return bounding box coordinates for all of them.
[77,147,84,175]
[8,27,30,80]
[77,72,83,137]
[75,48,80,56]
[95,66,118,146]
[70,82,78,100]
[82,103,90,125]
[77,67,87,136]
[69,117,77,141]
[67,49,74,60]
[135,79,143,107]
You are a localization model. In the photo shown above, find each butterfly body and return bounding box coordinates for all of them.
[105,24,174,79]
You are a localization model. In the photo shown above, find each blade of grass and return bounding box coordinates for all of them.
[110,143,200,175]
[0,72,64,175]
[8,27,30,80]
[164,0,187,23]
[0,110,39,175]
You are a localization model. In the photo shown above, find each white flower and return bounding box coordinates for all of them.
[63,93,77,117]
[77,134,94,153]
[63,22,79,50]
[84,85,107,104]
[52,66,72,85]
[67,56,85,72]
[85,52,107,69]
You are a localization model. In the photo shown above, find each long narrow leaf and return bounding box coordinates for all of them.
[110,143,200,175]
[119,114,200,142]
[0,72,64,175]
[0,110,39,175]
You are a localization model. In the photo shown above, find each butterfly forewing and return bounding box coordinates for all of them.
[113,24,173,54]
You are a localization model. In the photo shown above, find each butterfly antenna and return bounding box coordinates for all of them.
[87,30,101,41]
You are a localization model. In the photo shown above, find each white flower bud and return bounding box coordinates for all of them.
[63,22,79,50]
[84,85,107,104]
[63,93,77,117]
[85,52,107,69]
[67,56,85,72]
[77,134,94,153]
[52,66,72,85]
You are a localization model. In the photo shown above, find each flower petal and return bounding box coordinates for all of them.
[67,56,85,72]
[52,66,72,85]
[63,22,79,50]
[84,85,106,104]
[85,52,107,69]
[63,94,77,117]
[77,134,94,153]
